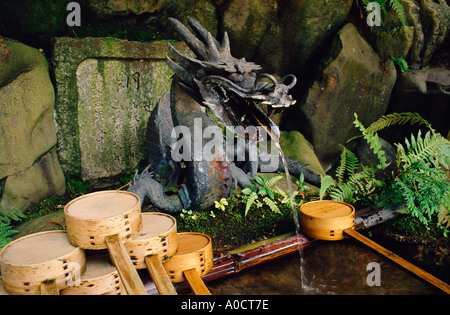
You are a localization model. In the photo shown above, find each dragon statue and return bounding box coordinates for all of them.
[128,17,320,213]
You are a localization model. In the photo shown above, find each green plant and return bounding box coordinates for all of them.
[360,0,407,27]
[321,112,450,235]
[392,57,409,72]
[276,173,310,207]
[242,175,283,216]
[353,113,388,169]
[180,208,197,220]
[389,130,450,232]
[320,147,383,204]
[0,204,26,249]
[214,198,228,211]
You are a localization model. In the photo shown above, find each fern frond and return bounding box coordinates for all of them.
[266,175,283,188]
[389,0,407,26]
[397,130,439,169]
[263,197,282,215]
[353,113,387,169]
[0,207,27,224]
[366,112,432,134]
[319,175,335,200]
[245,192,258,216]
[336,147,360,183]
[329,183,354,203]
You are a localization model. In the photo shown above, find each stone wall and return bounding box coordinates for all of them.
[52,38,190,183]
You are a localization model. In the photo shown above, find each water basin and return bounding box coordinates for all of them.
[207,239,443,295]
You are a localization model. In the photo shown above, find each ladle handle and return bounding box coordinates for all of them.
[145,255,178,295]
[344,229,450,294]
[184,268,211,295]
[106,235,148,295]
[40,279,59,295]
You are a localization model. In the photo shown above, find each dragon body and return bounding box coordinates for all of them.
[128,18,320,213]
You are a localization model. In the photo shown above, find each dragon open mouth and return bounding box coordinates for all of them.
[166,17,297,141]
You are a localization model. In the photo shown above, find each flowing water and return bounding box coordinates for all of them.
[272,140,317,293]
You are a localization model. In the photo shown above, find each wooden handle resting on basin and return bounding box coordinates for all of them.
[184,268,211,295]
[343,229,450,295]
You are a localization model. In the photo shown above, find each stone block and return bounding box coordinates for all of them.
[52,37,190,182]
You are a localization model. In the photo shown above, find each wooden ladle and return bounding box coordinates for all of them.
[0,230,86,295]
[64,190,147,295]
[300,200,450,294]
[163,232,213,295]
[125,212,178,295]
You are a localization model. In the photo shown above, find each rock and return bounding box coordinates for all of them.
[372,26,415,61]
[0,40,65,213]
[222,0,353,75]
[86,0,169,17]
[0,41,56,179]
[288,23,397,168]
[13,212,65,239]
[354,0,450,68]
[386,68,450,142]
[52,37,192,183]
[0,0,68,42]
[355,137,397,174]
[159,0,218,38]
[417,0,450,67]
[279,131,326,177]
[0,148,66,213]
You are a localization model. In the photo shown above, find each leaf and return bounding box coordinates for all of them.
[255,175,264,186]
[245,192,258,216]
[263,197,281,215]
[242,187,253,195]
[266,187,275,200]
[319,175,335,200]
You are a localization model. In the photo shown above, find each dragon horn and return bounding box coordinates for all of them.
[167,42,203,72]
[281,74,297,89]
[187,17,221,49]
[205,32,221,61]
[168,17,207,60]
[133,169,139,182]
[166,55,196,87]
[221,31,231,55]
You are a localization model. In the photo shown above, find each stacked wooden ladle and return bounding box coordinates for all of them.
[0,190,214,295]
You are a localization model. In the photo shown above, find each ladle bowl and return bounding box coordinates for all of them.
[0,231,86,295]
[64,190,147,295]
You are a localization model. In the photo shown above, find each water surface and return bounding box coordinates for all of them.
[208,239,442,295]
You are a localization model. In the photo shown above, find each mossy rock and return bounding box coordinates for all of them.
[13,212,65,240]
[279,131,326,177]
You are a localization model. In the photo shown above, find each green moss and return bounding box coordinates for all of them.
[378,215,446,240]
[175,192,298,251]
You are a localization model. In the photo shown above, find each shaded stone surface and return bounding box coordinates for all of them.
[52,37,191,182]
[290,23,397,167]
[222,0,353,76]
[0,148,65,213]
[0,40,65,212]
[385,68,450,143]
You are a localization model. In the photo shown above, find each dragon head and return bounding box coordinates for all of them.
[166,17,297,141]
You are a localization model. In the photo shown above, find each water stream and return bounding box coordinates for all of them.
[272,140,317,293]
